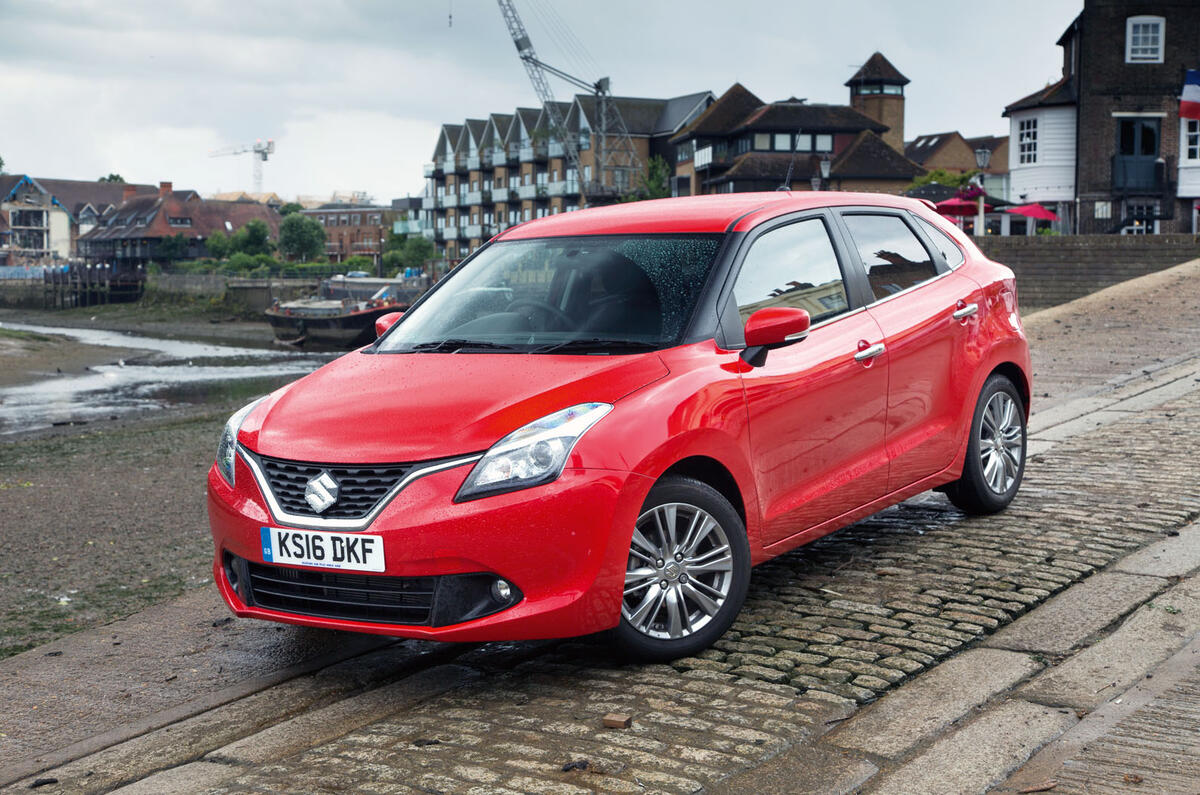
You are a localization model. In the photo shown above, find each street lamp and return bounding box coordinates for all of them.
[811,157,833,192]
[973,147,992,236]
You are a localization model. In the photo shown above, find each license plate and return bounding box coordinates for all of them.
[260,527,385,573]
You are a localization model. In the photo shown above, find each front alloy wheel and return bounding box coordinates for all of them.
[613,476,749,660]
[945,373,1027,514]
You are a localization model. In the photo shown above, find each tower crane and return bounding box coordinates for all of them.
[496,1,641,204]
[208,139,276,194]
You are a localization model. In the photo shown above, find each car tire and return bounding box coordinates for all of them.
[611,475,750,661]
[944,374,1026,515]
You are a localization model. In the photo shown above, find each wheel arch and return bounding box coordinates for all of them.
[658,455,747,529]
[989,361,1030,417]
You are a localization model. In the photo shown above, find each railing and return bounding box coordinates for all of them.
[442,225,459,240]
[694,146,712,169]
[463,224,490,239]
[519,142,548,162]
[440,156,455,172]
[422,227,435,239]
[548,181,580,197]
[443,193,459,208]
[507,144,520,161]
[423,162,438,177]
[464,190,492,206]
[548,141,564,157]
[1112,156,1165,193]
[393,219,422,235]
[421,196,439,210]
[467,155,480,170]
[516,184,539,199]
[508,188,521,202]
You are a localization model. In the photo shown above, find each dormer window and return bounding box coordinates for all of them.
[168,216,192,227]
[1126,16,1164,63]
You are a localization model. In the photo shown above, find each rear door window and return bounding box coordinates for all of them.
[732,218,850,325]
[841,214,939,302]
[915,216,965,268]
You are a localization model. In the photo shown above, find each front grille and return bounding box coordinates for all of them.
[253,454,415,519]
[245,560,436,625]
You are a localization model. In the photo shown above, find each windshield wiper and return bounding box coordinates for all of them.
[531,338,660,355]
[408,339,520,353]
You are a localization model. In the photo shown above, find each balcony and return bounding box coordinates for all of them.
[423,162,438,177]
[442,225,459,240]
[549,140,564,158]
[463,224,490,239]
[421,196,439,210]
[507,188,521,202]
[393,219,422,235]
[464,190,491,206]
[516,184,539,200]
[519,142,548,162]
[1112,156,1165,194]
[443,193,459,208]
[422,227,435,240]
[440,156,454,173]
[694,146,712,169]
[490,147,507,165]
[547,181,580,197]
[506,144,520,162]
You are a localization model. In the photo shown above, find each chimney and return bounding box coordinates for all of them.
[122,185,137,202]
[158,181,173,197]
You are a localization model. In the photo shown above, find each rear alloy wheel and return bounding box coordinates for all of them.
[613,476,749,661]
[945,374,1026,514]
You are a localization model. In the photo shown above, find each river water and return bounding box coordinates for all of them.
[0,322,337,434]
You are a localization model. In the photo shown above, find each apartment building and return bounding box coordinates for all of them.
[422,91,714,259]
[301,204,397,266]
[1004,0,1200,233]
[79,183,281,265]
[0,175,157,266]
[671,54,925,196]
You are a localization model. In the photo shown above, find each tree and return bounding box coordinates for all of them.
[906,168,978,192]
[386,236,436,276]
[205,229,232,260]
[620,155,672,202]
[231,219,273,256]
[98,174,125,183]
[279,202,304,216]
[156,233,188,262]
[277,214,326,262]
[0,154,5,175]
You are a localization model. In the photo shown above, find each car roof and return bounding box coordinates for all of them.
[495,191,930,240]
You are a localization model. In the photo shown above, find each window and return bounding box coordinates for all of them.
[841,214,937,301]
[733,218,849,325]
[1018,118,1037,164]
[1126,16,1164,63]
[369,214,381,225]
[1184,120,1199,161]
[774,133,792,151]
[168,217,192,227]
[754,133,771,150]
[676,140,694,163]
[814,134,833,153]
[795,134,812,152]
[316,215,325,225]
[351,214,361,225]
[915,217,965,268]
[736,136,751,155]
[339,215,349,225]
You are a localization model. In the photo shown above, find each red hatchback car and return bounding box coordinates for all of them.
[208,192,1030,660]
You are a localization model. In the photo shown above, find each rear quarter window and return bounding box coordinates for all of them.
[915,216,966,268]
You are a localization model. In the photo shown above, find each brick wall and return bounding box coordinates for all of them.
[977,234,1200,309]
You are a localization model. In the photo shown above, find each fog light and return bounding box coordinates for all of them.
[223,553,239,590]
[492,579,512,603]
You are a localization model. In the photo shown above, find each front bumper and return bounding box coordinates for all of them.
[207,453,653,642]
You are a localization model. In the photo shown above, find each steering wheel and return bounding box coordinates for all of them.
[505,298,575,330]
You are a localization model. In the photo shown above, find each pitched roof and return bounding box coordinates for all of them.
[463,119,488,147]
[652,91,714,135]
[965,134,1006,153]
[845,52,910,87]
[671,83,764,142]
[904,131,969,165]
[513,107,541,136]
[833,130,926,179]
[1,175,159,220]
[81,193,281,242]
[1004,75,1076,116]
[734,102,887,134]
[572,95,669,135]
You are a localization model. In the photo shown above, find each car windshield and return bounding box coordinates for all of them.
[376,234,723,353]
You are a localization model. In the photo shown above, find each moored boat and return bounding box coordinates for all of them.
[265,275,428,348]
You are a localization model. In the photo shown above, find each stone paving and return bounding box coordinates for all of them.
[194,387,1200,793]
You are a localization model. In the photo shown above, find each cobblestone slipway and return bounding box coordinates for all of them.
[198,390,1200,792]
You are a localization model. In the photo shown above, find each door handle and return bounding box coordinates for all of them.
[952,302,979,320]
[854,342,886,362]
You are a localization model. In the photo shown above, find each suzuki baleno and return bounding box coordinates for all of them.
[208,193,1030,660]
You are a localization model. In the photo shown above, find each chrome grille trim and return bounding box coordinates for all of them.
[239,446,482,531]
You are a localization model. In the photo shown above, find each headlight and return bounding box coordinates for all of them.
[215,398,266,486]
[455,402,612,502]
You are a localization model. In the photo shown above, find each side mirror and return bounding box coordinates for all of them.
[375,311,403,338]
[740,307,811,366]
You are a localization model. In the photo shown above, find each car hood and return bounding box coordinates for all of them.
[240,350,669,463]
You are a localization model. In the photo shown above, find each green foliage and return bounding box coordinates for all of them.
[906,168,978,192]
[225,252,256,273]
[384,229,407,253]
[156,233,188,262]
[385,236,436,276]
[277,214,326,262]
[205,230,232,260]
[230,219,273,256]
[279,202,304,216]
[98,173,125,183]
[0,154,5,174]
[620,155,672,202]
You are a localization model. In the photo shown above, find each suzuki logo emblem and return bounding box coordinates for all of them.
[304,471,340,513]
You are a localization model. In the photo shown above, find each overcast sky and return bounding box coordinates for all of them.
[0,0,1082,203]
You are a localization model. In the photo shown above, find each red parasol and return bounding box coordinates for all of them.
[936,196,992,216]
[1004,203,1059,221]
